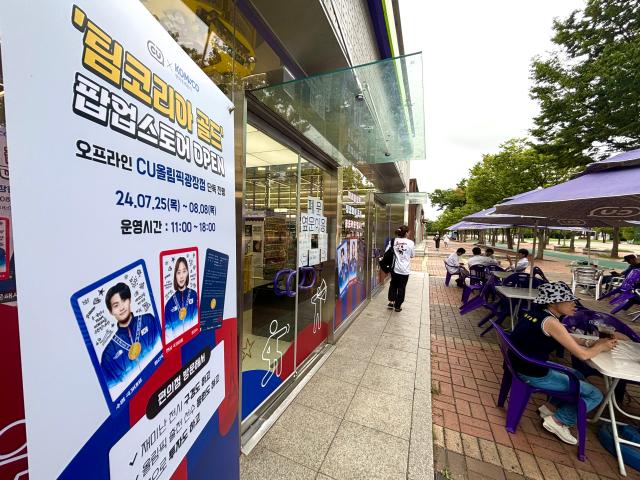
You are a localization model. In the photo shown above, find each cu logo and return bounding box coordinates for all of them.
[589,206,640,218]
[557,219,586,226]
[147,40,164,66]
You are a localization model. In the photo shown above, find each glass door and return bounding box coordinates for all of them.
[295,159,337,367]
[241,126,299,420]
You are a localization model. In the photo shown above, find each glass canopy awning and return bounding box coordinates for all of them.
[249,53,425,168]
[375,192,429,205]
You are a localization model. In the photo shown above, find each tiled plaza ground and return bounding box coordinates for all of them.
[242,241,640,479]
[428,244,640,480]
[241,269,433,480]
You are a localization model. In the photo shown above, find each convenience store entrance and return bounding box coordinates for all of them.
[240,124,337,430]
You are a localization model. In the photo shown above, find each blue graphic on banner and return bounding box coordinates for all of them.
[200,248,228,331]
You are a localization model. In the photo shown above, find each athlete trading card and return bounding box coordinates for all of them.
[199,248,228,331]
[160,247,200,354]
[70,260,163,413]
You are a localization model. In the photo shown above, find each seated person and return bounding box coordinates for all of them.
[602,254,640,290]
[468,246,499,267]
[445,247,467,287]
[509,282,615,445]
[507,248,529,272]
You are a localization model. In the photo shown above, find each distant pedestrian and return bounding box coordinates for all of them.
[434,233,441,251]
[443,233,450,248]
[385,225,415,312]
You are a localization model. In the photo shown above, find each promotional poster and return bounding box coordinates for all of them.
[1,1,238,478]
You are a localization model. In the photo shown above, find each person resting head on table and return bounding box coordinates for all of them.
[509,281,616,445]
[506,248,529,272]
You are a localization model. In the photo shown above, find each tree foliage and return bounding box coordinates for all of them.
[530,0,640,166]
[431,139,572,232]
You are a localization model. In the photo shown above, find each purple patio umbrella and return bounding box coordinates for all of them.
[494,149,640,227]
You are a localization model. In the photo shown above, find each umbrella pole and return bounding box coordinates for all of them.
[529,221,538,293]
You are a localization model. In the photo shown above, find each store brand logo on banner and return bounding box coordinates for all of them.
[147,40,164,66]
[589,206,640,218]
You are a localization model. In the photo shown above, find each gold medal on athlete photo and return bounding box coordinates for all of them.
[128,341,142,360]
[179,307,187,320]
[210,298,216,310]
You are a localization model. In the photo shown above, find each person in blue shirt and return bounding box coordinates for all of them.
[164,257,198,341]
[100,282,161,393]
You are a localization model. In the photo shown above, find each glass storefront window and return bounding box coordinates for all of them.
[335,166,374,330]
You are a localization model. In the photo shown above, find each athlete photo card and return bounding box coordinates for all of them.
[348,238,358,282]
[160,247,200,353]
[199,248,228,331]
[70,260,163,414]
[0,217,9,280]
[337,240,349,297]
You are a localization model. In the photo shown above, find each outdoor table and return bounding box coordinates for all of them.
[588,341,640,476]
[492,271,511,280]
[494,286,538,330]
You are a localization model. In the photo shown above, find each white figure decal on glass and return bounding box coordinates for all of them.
[311,278,327,334]
[261,319,290,387]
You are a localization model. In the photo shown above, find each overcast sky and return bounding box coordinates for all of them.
[399,0,585,218]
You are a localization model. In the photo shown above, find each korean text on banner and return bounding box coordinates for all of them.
[0,1,239,478]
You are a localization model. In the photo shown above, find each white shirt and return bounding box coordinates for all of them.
[443,234,450,243]
[385,237,415,275]
[467,255,499,268]
[512,257,529,272]
[445,253,462,274]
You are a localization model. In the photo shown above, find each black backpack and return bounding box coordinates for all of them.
[379,238,396,273]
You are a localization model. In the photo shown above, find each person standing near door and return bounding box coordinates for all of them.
[386,225,415,312]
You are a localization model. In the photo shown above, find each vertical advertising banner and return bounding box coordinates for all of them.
[0,1,238,479]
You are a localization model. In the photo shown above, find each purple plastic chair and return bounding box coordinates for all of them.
[600,269,640,305]
[563,309,640,342]
[491,319,588,461]
[444,260,460,286]
[533,266,550,283]
[461,265,486,304]
[460,274,498,315]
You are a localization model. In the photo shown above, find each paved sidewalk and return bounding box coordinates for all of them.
[241,269,433,480]
[428,253,640,480]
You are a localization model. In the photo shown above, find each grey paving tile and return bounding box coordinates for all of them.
[294,372,357,418]
[332,336,377,360]
[384,320,420,338]
[241,444,317,480]
[320,421,409,480]
[261,403,342,470]
[317,352,369,385]
[408,388,434,480]
[377,332,419,353]
[315,474,335,480]
[370,346,417,372]
[414,346,431,392]
[360,363,415,399]
[345,385,412,439]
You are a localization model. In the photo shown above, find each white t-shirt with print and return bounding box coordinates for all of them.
[385,237,415,275]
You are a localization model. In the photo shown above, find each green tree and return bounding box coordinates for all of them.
[428,180,467,211]
[530,0,640,166]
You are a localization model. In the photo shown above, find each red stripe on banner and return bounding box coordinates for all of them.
[170,459,188,479]
[129,348,183,426]
[215,317,239,436]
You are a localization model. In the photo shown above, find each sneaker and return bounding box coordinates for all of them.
[394,307,402,312]
[387,303,395,309]
[542,416,577,445]
[538,405,553,419]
